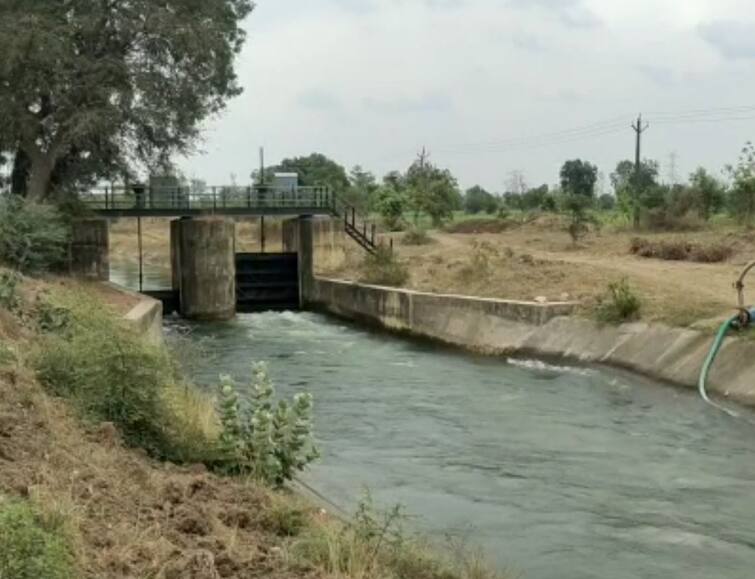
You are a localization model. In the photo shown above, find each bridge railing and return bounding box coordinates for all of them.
[79,184,335,213]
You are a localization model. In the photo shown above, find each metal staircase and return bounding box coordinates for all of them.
[330,200,379,255]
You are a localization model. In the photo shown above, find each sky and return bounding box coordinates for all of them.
[180,0,755,193]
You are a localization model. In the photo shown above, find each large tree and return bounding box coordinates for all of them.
[689,167,726,221]
[611,159,659,222]
[267,153,350,196]
[346,165,378,213]
[560,159,598,198]
[464,185,497,214]
[405,156,461,225]
[0,0,254,201]
[560,159,598,244]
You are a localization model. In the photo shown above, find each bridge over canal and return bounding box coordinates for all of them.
[71,184,382,317]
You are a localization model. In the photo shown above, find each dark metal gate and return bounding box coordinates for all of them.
[235,253,300,312]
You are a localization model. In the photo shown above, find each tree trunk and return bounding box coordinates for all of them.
[11,149,31,196]
[26,154,56,202]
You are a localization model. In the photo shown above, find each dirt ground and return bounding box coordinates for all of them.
[323,216,755,328]
[109,216,755,328]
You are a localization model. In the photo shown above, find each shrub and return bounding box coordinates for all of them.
[0,196,69,273]
[689,243,733,263]
[0,270,21,312]
[560,192,594,245]
[0,498,76,579]
[459,241,495,279]
[216,362,318,487]
[375,186,408,231]
[629,238,732,263]
[290,492,502,579]
[402,227,432,246]
[596,279,641,324]
[360,246,409,287]
[32,287,217,462]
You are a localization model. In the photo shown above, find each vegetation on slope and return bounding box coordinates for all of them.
[0,270,504,578]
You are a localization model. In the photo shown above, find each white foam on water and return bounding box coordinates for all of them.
[506,357,593,376]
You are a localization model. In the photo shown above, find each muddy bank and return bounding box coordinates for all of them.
[308,277,755,407]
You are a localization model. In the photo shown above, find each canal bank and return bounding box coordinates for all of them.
[307,277,755,408]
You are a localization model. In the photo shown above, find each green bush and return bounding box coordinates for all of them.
[360,246,409,287]
[217,363,318,487]
[0,196,69,273]
[0,499,76,579]
[596,279,641,324]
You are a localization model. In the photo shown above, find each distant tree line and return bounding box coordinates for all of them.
[248,142,755,236]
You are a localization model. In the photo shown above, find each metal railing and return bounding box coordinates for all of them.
[79,184,335,214]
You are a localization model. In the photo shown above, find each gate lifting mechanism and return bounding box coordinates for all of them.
[698,261,755,416]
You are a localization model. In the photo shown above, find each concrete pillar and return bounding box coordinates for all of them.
[170,219,182,291]
[70,219,109,280]
[176,218,236,321]
[282,216,314,306]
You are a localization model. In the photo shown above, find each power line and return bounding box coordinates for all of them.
[435,116,628,154]
[434,104,755,157]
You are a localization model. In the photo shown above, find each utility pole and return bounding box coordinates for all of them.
[259,147,265,185]
[631,114,650,229]
[415,146,429,225]
[259,147,266,252]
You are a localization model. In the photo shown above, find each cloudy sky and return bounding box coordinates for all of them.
[181,0,755,192]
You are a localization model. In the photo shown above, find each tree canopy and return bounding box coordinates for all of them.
[0,0,254,200]
[464,185,498,214]
[267,153,350,196]
[611,159,659,222]
[560,159,598,198]
[404,156,461,225]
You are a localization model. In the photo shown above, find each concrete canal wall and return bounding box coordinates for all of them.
[103,282,163,343]
[308,277,755,407]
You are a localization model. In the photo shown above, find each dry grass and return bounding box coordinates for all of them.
[319,217,751,327]
[629,237,734,263]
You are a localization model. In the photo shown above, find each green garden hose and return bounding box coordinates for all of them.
[698,317,739,417]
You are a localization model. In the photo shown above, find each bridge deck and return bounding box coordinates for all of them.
[82,185,336,218]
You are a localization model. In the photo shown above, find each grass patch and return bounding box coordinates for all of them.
[402,226,433,246]
[31,284,219,463]
[444,217,511,234]
[459,241,497,280]
[360,246,409,287]
[0,497,76,579]
[288,494,505,579]
[629,237,733,263]
[595,278,642,324]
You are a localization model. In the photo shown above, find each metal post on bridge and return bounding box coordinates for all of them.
[137,215,144,293]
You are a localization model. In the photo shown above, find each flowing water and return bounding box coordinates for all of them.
[113,269,755,579]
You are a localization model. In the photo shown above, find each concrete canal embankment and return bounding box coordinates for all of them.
[103,282,163,343]
[308,277,755,407]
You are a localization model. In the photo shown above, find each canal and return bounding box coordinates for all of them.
[112,264,755,579]
[172,311,755,579]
